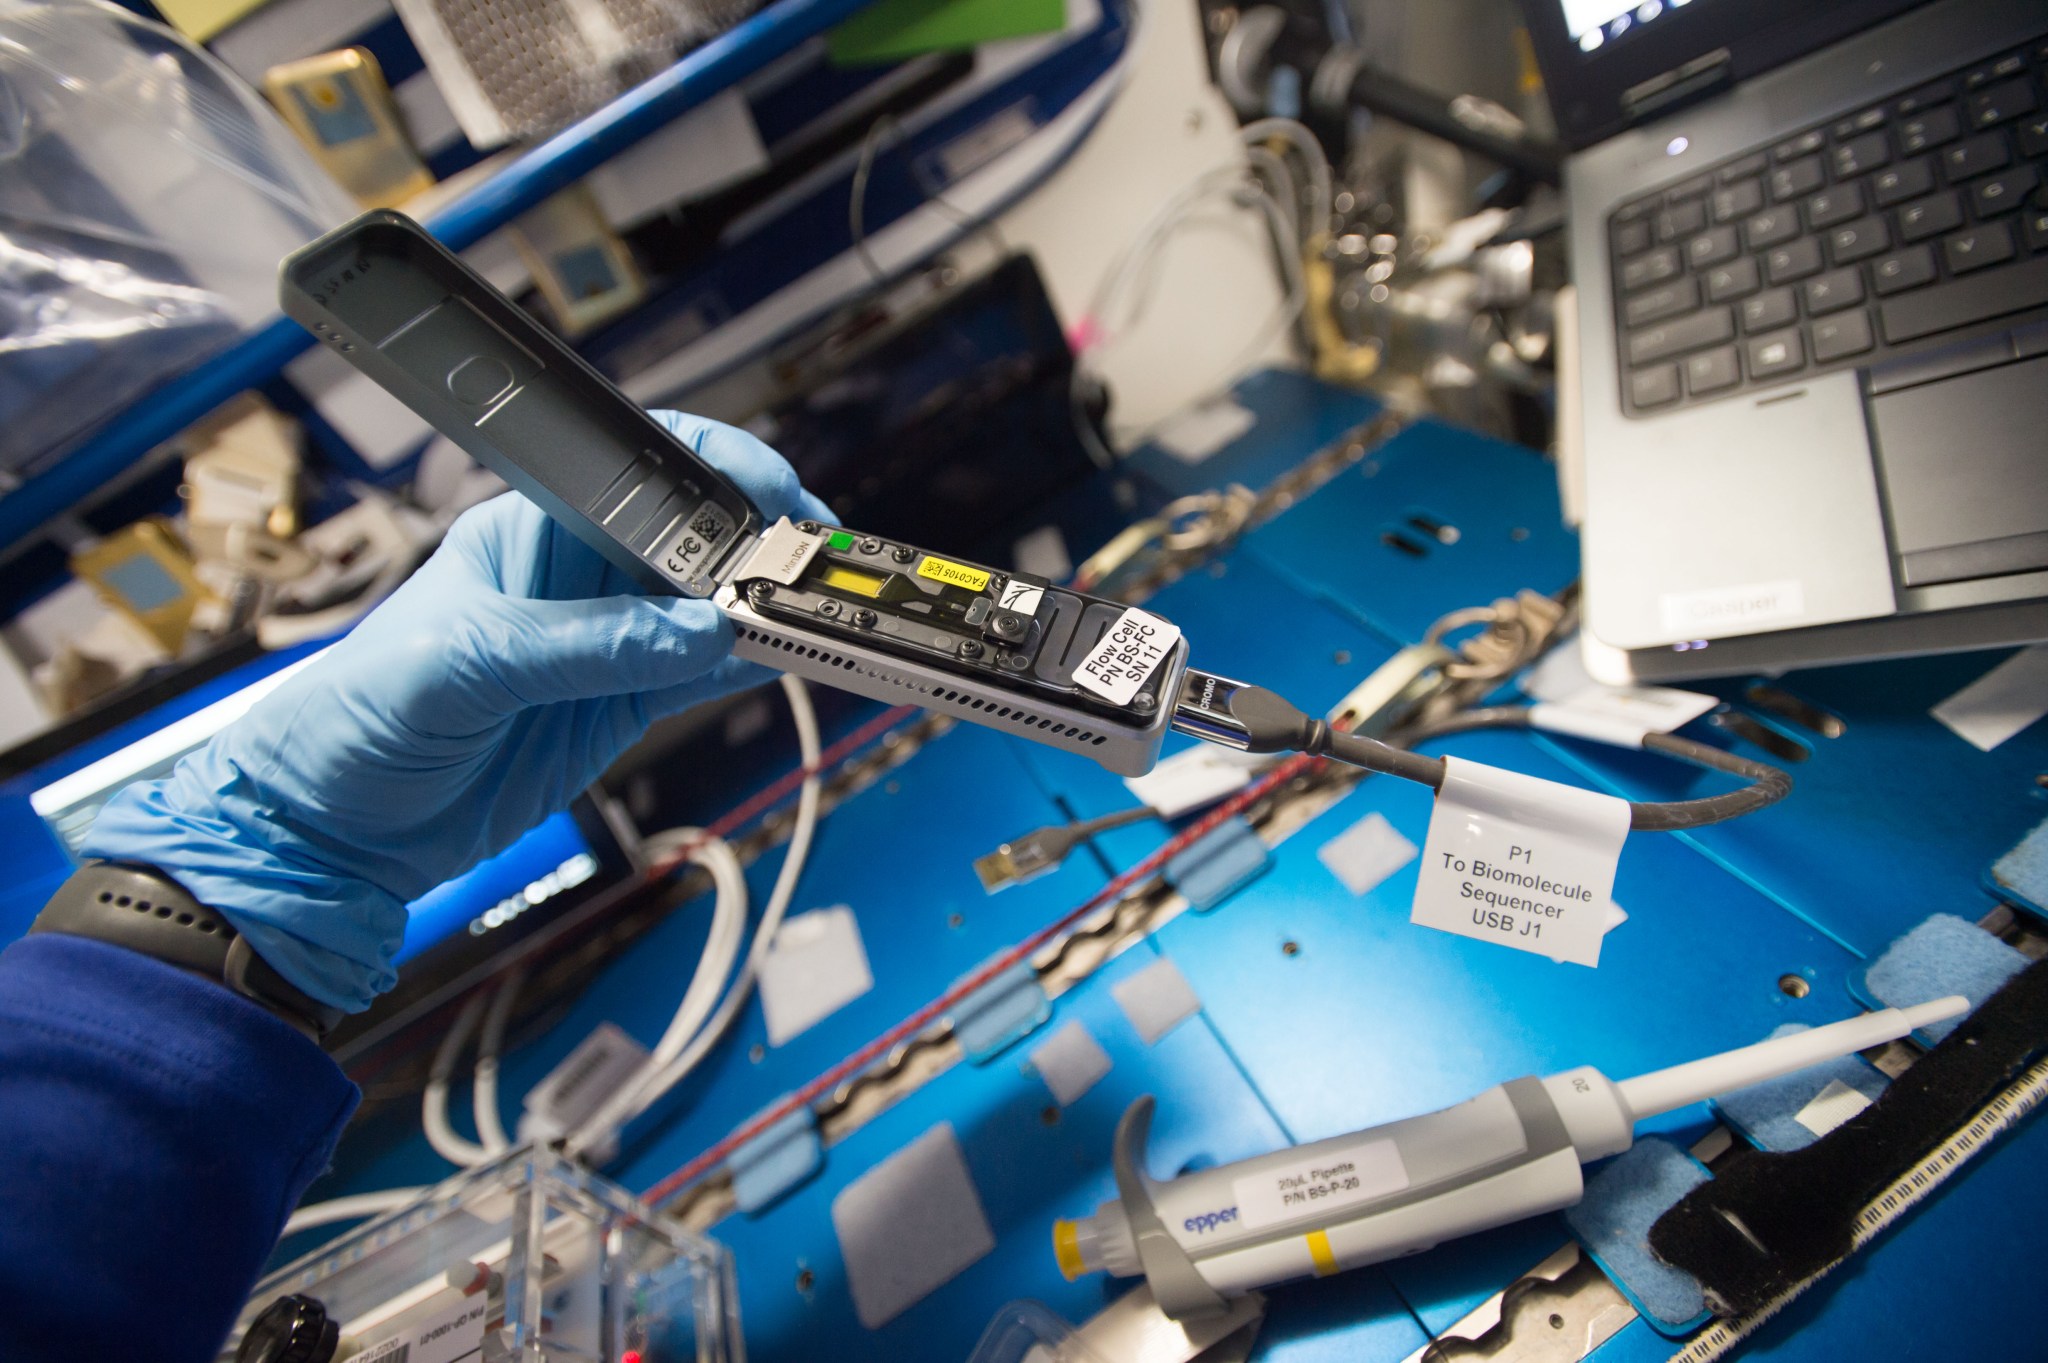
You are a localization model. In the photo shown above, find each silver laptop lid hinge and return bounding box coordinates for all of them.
[1622,49,1733,128]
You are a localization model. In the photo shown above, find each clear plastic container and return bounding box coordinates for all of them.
[0,0,353,478]
[229,1146,741,1363]
[965,1300,1110,1363]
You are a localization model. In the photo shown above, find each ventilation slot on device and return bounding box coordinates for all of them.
[736,627,1110,746]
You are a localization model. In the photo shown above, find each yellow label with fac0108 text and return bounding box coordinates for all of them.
[916,555,991,592]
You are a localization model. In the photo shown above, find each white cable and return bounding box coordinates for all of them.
[628,828,749,1081]
[1084,166,1249,342]
[282,1187,424,1238]
[1244,144,1301,249]
[1238,116,1334,230]
[567,673,823,1157]
[565,675,819,1154]
[1110,185,1308,449]
[1087,179,1309,453]
[1072,119,1321,463]
[423,991,490,1167]
[471,963,527,1156]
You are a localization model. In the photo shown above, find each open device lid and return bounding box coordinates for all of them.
[279,210,761,598]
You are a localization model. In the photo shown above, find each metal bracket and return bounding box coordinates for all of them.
[949,959,1052,1062]
[1163,815,1272,912]
[726,1100,824,1215]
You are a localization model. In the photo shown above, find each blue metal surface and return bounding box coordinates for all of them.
[1522,651,2048,956]
[710,947,1327,1360]
[952,960,1053,1063]
[1002,547,1405,879]
[1239,416,1580,648]
[1122,369,1385,498]
[729,1103,824,1214]
[264,373,2046,1358]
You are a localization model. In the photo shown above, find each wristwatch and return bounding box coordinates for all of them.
[30,862,343,1041]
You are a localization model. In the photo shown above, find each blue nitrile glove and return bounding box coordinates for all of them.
[84,412,829,1012]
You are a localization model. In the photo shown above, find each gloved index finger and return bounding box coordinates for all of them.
[649,409,831,528]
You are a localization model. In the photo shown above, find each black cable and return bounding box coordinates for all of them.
[1214,687,1790,831]
[972,806,1160,891]
[1393,706,1792,831]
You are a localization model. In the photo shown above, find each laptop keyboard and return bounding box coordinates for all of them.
[1611,36,2048,416]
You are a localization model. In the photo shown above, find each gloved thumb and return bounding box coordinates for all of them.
[454,592,734,712]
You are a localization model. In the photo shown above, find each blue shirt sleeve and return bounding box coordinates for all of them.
[0,933,360,1362]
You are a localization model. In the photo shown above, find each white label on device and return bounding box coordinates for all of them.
[998,580,1045,616]
[1530,685,1718,746]
[1074,608,1180,706]
[1232,1138,1409,1231]
[358,1293,487,1363]
[1411,756,1630,968]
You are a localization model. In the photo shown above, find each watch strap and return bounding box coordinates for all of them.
[31,862,343,1041]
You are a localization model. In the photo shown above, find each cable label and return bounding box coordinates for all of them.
[1410,756,1629,968]
[1074,607,1180,706]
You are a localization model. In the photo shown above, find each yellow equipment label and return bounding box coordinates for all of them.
[916,555,991,592]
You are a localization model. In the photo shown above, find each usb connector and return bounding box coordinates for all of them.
[973,808,1158,892]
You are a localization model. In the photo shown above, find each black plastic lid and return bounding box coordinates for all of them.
[235,1294,338,1363]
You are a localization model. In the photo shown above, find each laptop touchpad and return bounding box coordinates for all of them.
[1870,355,2048,589]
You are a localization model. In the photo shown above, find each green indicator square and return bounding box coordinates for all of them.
[828,531,856,551]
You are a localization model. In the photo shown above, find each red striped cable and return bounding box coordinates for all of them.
[639,703,921,882]
[641,751,1320,1208]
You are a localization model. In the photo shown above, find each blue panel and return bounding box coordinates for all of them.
[1150,727,1864,1334]
[1241,417,1579,649]
[1122,369,1386,498]
[1523,650,2048,954]
[260,384,2046,1359]
[700,948,1348,1360]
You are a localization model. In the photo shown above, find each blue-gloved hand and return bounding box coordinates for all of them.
[85,412,828,1012]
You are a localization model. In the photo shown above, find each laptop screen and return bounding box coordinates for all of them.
[1558,0,1701,55]
[1522,0,1928,147]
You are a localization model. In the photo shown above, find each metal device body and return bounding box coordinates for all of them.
[279,211,1183,774]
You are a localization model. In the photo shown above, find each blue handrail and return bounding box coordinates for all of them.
[0,0,877,558]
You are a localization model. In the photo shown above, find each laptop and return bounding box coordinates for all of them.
[1524,0,2048,680]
